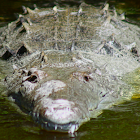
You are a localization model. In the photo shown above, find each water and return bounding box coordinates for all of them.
[0,0,140,139]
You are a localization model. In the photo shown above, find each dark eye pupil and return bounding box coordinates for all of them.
[27,75,38,83]
[84,76,89,81]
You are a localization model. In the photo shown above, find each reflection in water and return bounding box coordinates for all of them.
[0,96,86,140]
[0,0,140,140]
[79,99,140,140]
[1,95,140,140]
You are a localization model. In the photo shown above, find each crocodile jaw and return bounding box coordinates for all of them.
[21,79,83,133]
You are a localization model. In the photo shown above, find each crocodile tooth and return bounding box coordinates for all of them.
[55,124,57,130]
[68,124,79,134]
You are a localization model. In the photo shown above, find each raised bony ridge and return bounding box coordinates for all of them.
[1,3,140,133]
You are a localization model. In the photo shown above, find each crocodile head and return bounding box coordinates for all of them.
[6,51,131,133]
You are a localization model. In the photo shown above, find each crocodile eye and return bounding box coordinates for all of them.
[84,75,89,82]
[26,75,38,83]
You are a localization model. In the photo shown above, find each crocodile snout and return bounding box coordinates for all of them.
[21,70,82,133]
[17,65,100,133]
[33,80,81,133]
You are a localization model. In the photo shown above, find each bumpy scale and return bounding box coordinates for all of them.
[1,3,140,133]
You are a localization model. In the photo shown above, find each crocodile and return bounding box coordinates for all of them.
[1,3,140,133]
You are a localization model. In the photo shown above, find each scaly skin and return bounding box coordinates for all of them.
[1,3,140,133]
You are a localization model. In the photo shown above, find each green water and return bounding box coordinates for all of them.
[0,0,140,139]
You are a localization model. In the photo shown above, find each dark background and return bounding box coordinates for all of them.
[0,0,139,27]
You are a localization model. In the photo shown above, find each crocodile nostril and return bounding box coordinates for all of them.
[26,75,38,83]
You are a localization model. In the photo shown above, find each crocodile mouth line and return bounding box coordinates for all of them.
[39,120,79,133]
